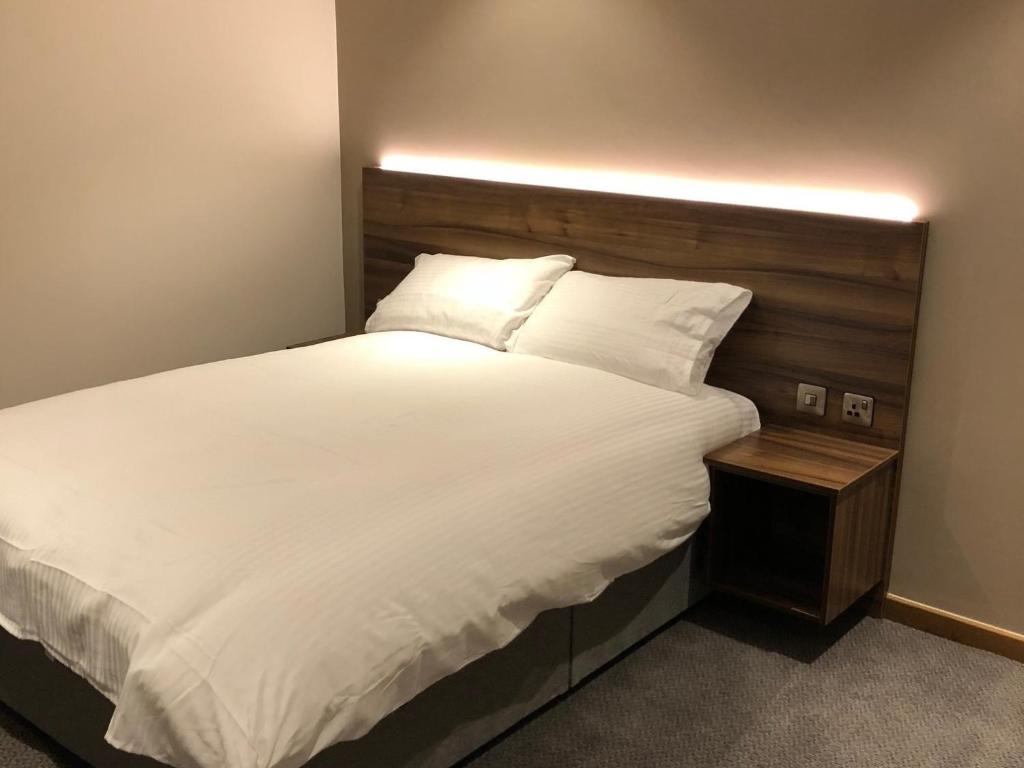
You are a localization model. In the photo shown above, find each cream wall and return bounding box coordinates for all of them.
[337,1,1024,632]
[0,1,343,409]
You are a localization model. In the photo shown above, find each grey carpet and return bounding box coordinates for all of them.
[0,703,84,768]
[2,597,1022,767]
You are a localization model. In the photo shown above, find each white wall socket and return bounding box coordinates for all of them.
[842,393,874,427]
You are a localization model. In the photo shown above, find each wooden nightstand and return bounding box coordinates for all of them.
[705,426,898,624]
[286,331,362,349]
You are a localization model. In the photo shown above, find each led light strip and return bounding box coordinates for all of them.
[380,153,919,222]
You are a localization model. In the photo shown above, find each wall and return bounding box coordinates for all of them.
[337,0,1024,633]
[0,0,343,409]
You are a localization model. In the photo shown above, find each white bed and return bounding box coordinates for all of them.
[0,331,758,768]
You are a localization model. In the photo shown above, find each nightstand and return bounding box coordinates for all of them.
[286,331,362,349]
[704,425,898,624]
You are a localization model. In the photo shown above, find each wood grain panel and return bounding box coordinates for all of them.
[362,168,928,447]
[705,426,898,493]
[885,594,1024,664]
[825,464,894,623]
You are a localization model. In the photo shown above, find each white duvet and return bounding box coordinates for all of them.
[0,331,758,768]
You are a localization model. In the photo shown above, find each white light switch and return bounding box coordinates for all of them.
[796,383,826,416]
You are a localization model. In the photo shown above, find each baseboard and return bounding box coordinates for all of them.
[885,594,1024,664]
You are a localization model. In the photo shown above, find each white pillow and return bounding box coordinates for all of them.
[509,271,752,395]
[365,253,575,350]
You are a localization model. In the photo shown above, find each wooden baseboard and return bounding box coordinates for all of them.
[885,594,1024,664]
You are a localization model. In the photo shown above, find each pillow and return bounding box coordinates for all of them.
[365,253,575,350]
[509,271,752,395]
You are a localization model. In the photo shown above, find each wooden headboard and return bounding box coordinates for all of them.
[362,167,928,449]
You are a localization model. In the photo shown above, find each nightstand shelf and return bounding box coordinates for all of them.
[705,426,898,625]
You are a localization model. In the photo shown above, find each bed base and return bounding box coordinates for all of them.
[0,531,708,768]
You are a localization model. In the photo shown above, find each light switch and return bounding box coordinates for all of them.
[796,383,827,416]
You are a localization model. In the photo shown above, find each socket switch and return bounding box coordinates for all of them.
[842,393,874,427]
[796,383,826,416]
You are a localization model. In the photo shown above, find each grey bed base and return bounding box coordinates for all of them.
[0,528,709,768]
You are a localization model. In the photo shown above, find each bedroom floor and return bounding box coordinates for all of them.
[2,597,1022,768]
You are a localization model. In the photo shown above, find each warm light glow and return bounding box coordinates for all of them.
[380,154,919,222]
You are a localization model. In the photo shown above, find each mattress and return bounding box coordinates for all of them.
[0,331,759,768]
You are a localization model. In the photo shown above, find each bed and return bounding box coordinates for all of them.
[0,329,758,768]
[0,169,928,768]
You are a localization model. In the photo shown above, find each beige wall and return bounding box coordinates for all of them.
[0,0,343,409]
[337,0,1024,632]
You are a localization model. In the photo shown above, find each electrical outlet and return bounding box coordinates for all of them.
[796,383,826,416]
[842,393,874,427]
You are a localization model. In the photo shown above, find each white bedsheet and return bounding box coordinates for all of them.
[0,331,758,768]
